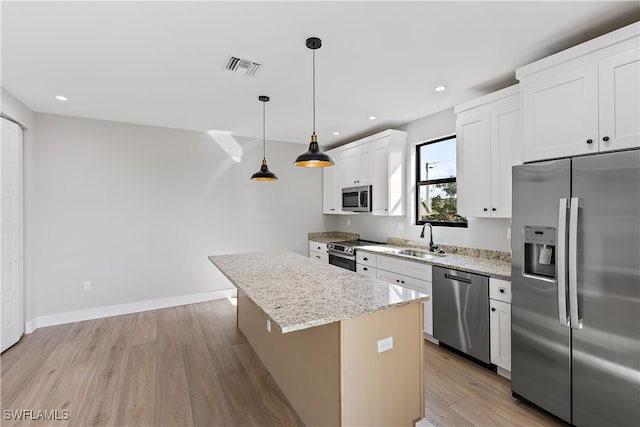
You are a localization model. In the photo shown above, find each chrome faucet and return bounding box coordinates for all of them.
[419,223,438,252]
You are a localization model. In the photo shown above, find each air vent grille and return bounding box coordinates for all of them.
[224,56,261,76]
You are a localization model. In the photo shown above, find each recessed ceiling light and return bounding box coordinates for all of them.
[333,131,340,136]
[368,116,376,120]
[434,86,447,92]
[55,95,68,101]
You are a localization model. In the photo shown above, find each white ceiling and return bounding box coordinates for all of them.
[2,1,639,147]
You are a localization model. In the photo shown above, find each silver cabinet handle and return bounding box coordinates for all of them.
[557,198,570,327]
[569,197,583,329]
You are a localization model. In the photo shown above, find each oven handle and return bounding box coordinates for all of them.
[328,251,356,261]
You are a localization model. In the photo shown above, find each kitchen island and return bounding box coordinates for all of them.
[209,250,429,427]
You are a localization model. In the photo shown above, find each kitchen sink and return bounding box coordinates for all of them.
[397,249,447,259]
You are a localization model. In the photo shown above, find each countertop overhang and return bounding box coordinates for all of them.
[209,250,429,334]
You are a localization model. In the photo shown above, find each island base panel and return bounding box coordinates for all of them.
[237,291,341,426]
[341,301,424,425]
[237,290,425,426]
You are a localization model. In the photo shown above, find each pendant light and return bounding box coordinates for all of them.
[294,37,335,168]
[251,95,278,181]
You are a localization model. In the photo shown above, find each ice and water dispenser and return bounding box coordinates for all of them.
[523,226,557,280]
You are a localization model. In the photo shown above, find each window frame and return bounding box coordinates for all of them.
[415,135,468,228]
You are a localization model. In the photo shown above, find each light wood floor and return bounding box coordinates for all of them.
[1,299,569,427]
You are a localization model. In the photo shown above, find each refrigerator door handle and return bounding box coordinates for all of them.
[569,197,583,329]
[557,198,570,327]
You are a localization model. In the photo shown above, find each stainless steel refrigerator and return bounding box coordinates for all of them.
[511,149,639,426]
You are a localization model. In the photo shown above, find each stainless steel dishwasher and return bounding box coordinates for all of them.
[432,266,490,364]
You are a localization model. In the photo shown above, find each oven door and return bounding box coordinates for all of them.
[329,252,356,271]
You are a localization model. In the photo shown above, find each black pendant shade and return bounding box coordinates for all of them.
[251,95,278,181]
[294,133,334,167]
[294,37,334,168]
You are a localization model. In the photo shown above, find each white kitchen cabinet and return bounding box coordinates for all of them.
[322,129,407,216]
[489,278,511,377]
[455,85,521,218]
[356,252,377,277]
[343,145,371,186]
[376,254,433,337]
[309,241,328,264]
[372,131,407,216]
[517,23,639,162]
[490,299,511,375]
[322,150,356,215]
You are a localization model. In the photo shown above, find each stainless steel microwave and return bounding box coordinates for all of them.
[342,185,371,212]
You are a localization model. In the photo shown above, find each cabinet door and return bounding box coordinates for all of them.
[372,142,390,215]
[357,147,371,185]
[322,157,338,214]
[356,264,377,277]
[457,110,492,217]
[599,48,640,152]
[522,64,599,161]
[343,147,359,186]
[377,255,403,275]
[490,99,521,217]
[490,299,511,371]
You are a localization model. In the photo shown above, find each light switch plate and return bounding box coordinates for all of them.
[266,319,271,333]
[377,336,393,353]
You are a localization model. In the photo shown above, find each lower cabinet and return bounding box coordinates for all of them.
[309,241,328,264]
[489,278,511,377]
[374,254,433,338]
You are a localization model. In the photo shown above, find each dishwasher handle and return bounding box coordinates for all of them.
[444,273,472,284]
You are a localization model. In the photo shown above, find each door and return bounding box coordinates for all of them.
[511,159,571,423]
[599,48,640,152]
[372,141,389,215]
[522,64,599,162]
[456,110,491,217]
[1,117,24,352]
[571,151,640,426]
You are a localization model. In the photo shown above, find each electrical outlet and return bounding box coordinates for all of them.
[398,222,405,231]
[83,281,91,291]
[266,319,271,333]
[507,227,511,240]
[377,336,393,353]
[347,219,351,227]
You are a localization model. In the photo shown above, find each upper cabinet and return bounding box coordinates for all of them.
[323,150,355,215]
[455,85,522,218]
[323,129,407,216]
[517,22,639,162]
[343,144,372,187]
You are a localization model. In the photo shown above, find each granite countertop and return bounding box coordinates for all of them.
[209,251,429,334]
[308,231,359,244]
[357,244,511,280]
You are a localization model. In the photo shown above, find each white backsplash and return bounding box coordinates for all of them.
[323,214,512,252]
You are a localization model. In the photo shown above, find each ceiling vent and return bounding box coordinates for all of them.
[223,56,261,76]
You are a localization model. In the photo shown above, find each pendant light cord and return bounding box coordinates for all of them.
[312,49,316,135]
[262,100,266,159]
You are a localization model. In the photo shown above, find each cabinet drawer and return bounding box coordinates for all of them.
[310,252,328,264]
[489,278,511,303]
[402,260,432,282]
[356,251,377,267]
[309,241,328,255]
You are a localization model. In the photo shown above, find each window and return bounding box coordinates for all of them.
[415,135,467,227]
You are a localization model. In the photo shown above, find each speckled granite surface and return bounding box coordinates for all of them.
[308,231,359,244]
[209,251,428,334]
[359,241,512,280]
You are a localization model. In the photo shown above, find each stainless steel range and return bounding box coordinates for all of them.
[327,239,382,271]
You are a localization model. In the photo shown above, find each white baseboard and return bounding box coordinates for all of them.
[24,288,237,334]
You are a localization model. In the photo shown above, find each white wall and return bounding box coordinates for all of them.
[28,113,326,319]
[325,108,512,252]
